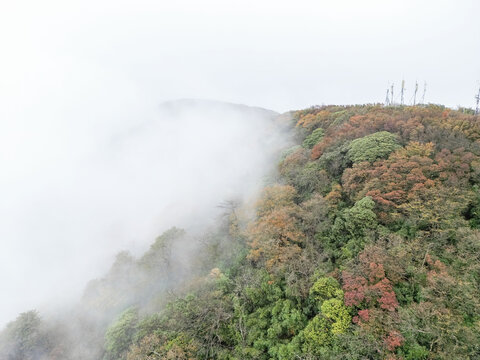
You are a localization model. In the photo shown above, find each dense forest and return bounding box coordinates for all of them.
[2,104,480,359]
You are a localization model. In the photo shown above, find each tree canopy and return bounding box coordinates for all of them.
[2,104,480,360]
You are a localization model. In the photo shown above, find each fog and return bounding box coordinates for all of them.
[1,0,480,328]
[0,98,289,327]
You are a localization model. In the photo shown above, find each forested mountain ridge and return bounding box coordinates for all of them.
[2,104,480,359]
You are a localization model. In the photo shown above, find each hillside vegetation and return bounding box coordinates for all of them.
[2,104,480,359]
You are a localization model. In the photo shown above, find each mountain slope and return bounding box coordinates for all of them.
[2,103,480,360]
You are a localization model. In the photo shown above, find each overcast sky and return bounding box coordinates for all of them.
[1,0,479,112]
[0,0,479,327]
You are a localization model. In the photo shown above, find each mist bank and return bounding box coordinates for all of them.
[0,99,292,329]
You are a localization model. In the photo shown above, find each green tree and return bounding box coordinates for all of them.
[104,307,139,360]
[302,128,325,149]
[0,310,50,360]
[343,196,377,238]
[347,131,400,163]
[328,196,378,260]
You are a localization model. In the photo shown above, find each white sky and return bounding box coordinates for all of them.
[1,0,479,112]
[0,0,479,326]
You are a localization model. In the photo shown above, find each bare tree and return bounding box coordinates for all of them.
[400,79,405,105]
[421,81,427,104]
[475,86,480,115]
[413,81,418,105]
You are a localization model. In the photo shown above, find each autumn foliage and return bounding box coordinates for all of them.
[4,104,480,360]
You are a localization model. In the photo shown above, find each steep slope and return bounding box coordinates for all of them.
[2,104,480,360]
